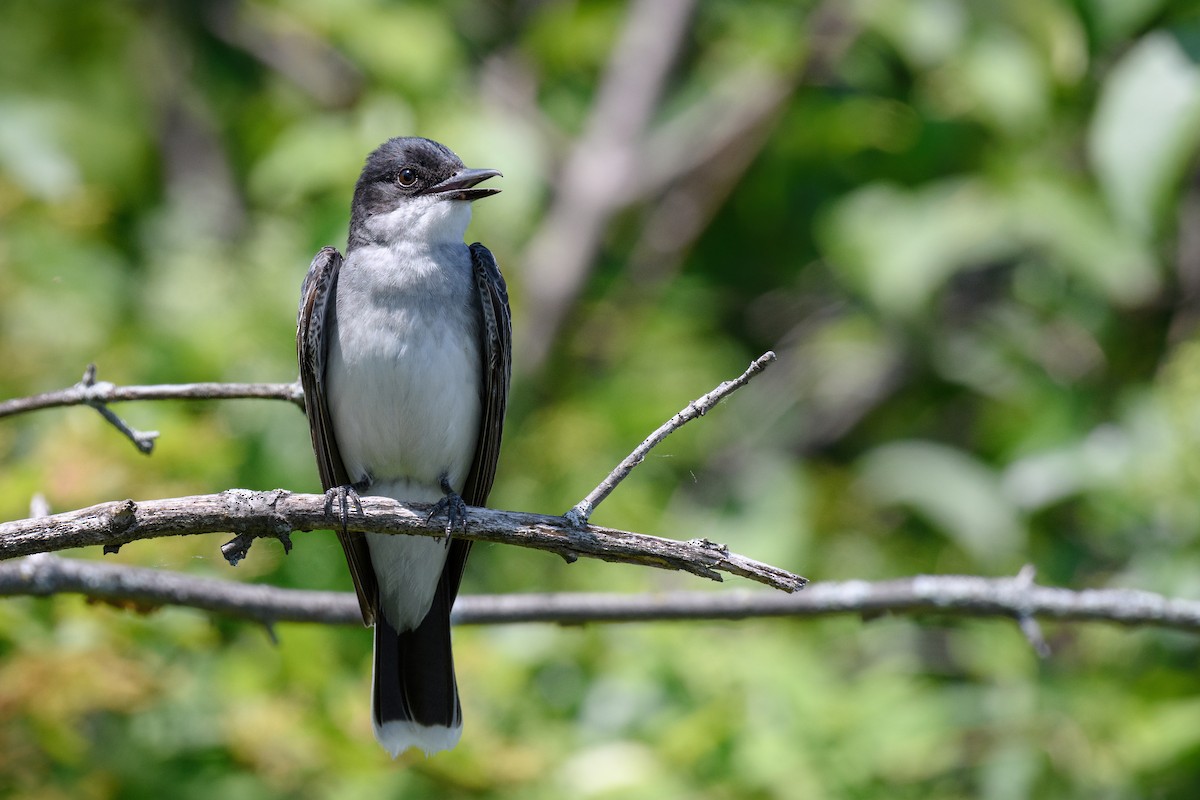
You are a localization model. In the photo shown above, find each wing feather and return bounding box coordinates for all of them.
[444,243,512,597]
[462,242,512,508]
[297,246,378,625]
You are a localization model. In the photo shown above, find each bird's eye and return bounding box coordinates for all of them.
[396,168,418,187]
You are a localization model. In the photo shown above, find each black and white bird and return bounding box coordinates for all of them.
[297,137,510,757]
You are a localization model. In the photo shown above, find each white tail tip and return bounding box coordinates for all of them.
[375,718,463,758]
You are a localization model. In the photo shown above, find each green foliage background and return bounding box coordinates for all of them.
[3,0,1200,797]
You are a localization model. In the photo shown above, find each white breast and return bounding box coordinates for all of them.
[325,239,482,628]
[327,241,482,494]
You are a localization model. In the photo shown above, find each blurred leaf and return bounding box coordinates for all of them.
[858,440,1026,563]
[0,97,80,200]
[1008,170,1160,304]
[1082,0,1170,45]
[819,178,1013,316]
[1089,31,1200,237]
[860,0,969,70]
[953,30,1050,134]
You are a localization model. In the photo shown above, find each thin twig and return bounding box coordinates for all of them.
[0,364,306,453]
[0,490,806,593]
[87,403,158,454]
[1,557,1195,633]
[0,366,305,418]
[565,352,777,527]
[76,364,159,453]
[29,493,51,520]
[1013,563,1051,657]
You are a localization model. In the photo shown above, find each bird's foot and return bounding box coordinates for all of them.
[427,474,468,534]
[324,479,368,532]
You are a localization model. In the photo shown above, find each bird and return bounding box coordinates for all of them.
[296,136,511,757]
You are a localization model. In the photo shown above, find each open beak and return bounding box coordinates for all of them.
[425,168,502,201]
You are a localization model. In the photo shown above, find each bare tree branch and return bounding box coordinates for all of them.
[474,574,1200,631]
[632,70,791,201]
[203,0,364,109]
[566,351,777,526]
[516,0,698,371]
[622,2,860,295]
[2,555,1195,633]
[0,364,305,453]
[137,6,249,240]
[1011,563,1051,656]
[516,2,863,375]
[0,353,796,592]
[0,490,806,593]
[0,366,305,419]
[0,553,355,625]
[623,70,796,291]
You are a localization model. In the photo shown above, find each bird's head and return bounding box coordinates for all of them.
[350,137,501,247]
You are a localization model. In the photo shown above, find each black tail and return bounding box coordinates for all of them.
[371,572,461,757]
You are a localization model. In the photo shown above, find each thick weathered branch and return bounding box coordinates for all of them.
[2,555,1195,633]
[0,490,805,593]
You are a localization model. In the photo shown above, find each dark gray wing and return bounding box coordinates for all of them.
[297,245,377,625]
[443,242,512,597]
[461,242,512,508]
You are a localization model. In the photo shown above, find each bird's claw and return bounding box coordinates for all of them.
[324,482,365,532]
[428,475,468,534]
[427,492,468,534]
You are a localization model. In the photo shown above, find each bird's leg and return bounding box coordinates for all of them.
[427,473,468,534]
[324,476,369,533]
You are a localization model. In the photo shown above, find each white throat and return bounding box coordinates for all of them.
[365,195,472,249]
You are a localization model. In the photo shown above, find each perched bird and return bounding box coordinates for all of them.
[297,137,510,757]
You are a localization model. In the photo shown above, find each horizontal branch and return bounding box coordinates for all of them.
[0,364,305,454]
[0,490,805,593]
[2,555,1196,632]
[0,553,355,625]
[0,369,305,419]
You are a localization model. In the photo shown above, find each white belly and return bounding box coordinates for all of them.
[325,242,481,627]
[327,243,481,492]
